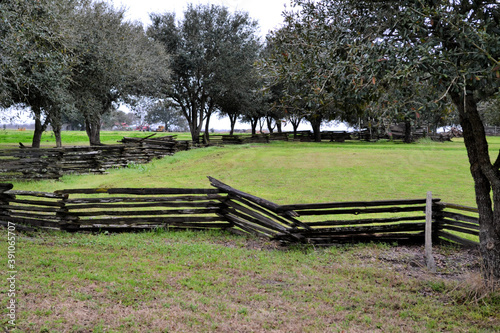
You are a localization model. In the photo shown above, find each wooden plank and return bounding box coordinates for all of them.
[65,208,220,217]
[440,211,479,225]
[223,213,277,238]
[8,198,65,207]
[300,233,425,246]
[437,230,479,247]
[74,216,224,225]
[62,194,224,204]
[441,224,480,236]
[0,184,14,193]
[439,218,480,231]
[224,199,289,232]
[425,191,436,272]
[279,198,440,211]
[222,207,285,234]
[7,190,67,199]
[0,221,36,231]
[438,202,478,213]
[64,201,221,210]
[55,188,220,195]
[0,204,63,213]
[2,216,61,227]
[304,215,424,227]
[291,222,425,236]
[295,205,426,216]
[231,195,312,230]
[208,177,298,216]
[7,211,63,220]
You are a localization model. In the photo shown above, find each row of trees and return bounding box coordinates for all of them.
[0,0,169,147]
[1,0,465,147]
[263,0,500,284]
[2,0,500,283]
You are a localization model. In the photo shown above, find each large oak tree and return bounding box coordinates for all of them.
[268,0,500,284]
[147,4,261,142]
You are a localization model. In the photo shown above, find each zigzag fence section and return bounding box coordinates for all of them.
[0,180,479,247]
[0,135,190,181]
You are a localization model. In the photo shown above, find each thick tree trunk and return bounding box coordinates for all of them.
[32,106,49,148]
[404,119,412,143]
[32,118,44,149]
[250,117,258,135]
[309,116,322,142]
[292,122,299,139]
[53,124,62,148]
[450,91,500,284]
[85,119,102,146]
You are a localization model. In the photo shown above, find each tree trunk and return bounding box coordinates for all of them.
[266,116,275,134]
[404,119,412,143]
[32,118,44,149]
[258,118,265,134]
[309,116,322,142]
[53,124,62,148]
[85,119,102,146]
[229,114,237,135]
[450,90,500,284]
[32,106,49,148]
[292,122,299,139]
[204,112,211,144]
[275,118,282,133]
[250,117,258,135]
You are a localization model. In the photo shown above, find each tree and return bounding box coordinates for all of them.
[0,0,76,147]
[145,100,188,132]
[480,92,500,126]
[69,1,169,145]
[282,0,500,284]
[101,110,137,130]
[148,4,261,142]
[262,2,371,141]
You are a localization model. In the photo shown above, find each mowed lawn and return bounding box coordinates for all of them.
[1,131,500,332]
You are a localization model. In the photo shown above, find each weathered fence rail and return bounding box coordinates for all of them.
[0,136,190,181]
[0,179,479,247]
[433,202,480,247]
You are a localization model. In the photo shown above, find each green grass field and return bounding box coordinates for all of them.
[0,129,193,148]
[1,130,500,332]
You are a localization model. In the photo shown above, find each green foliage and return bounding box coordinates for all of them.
[69,0,169,145]
[0,0,169,146]
[148,4,262,141]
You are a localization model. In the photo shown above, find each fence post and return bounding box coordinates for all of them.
[0,184,14,221]
[425,191,436,272]
[58,193,79,232]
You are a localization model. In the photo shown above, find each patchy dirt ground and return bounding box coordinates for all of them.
[214,234,482,281]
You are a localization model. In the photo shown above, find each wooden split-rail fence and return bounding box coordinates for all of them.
[0,135,190,181]
[0,178,479,247]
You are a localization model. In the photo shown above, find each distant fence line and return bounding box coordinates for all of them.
[0,135,190,181]
[0,129,462,182]
[0,178,479,248]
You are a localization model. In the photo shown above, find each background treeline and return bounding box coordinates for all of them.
[5,0,500,148]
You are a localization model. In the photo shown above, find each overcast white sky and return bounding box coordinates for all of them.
[103,0,302,130]
[108,0,290,38]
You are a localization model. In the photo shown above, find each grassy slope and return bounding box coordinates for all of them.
[0,129,193,148]
[8,136,483,206]
[2,131,500,332]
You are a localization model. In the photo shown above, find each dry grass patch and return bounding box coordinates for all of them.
[2,228,499,332]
